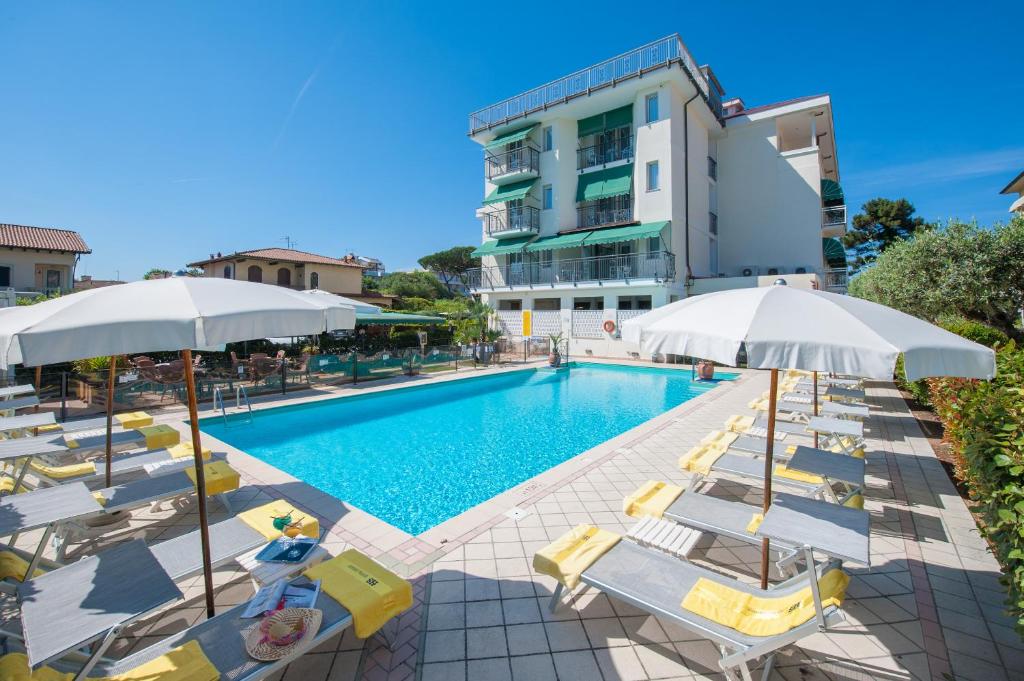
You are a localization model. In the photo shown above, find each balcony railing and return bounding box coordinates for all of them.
[485,146,540,181]
[822,205,847,228]
[484,206,541,237]
[707,156,717,180]
[824,268,848,293]
[578,196,633,229]
[577,135,633,170]
[468,35,721,133]
[467,251,675,289]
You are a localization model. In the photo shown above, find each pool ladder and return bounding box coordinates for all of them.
[213,386,254,427]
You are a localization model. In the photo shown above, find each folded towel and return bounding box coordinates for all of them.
[30,459,96,480]
[681,568,849,637]
[773,464,823,485]
[0,640,218,681]
[166,442,212,460]
[0,550,44,582]
[138,424,180,450]
[533,524,621,590]
[183,461,241,497]
[114,411,153,429]
[237,500,319,540]
[304,549,412,639]
[678,444,726,475]
[623,481,683,519]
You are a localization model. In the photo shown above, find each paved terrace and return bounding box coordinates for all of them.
[2,366,1020,681]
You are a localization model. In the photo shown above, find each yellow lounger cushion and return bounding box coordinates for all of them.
[678,444,726,475]
[0,550,44,582]
[0,640,218,681]
[533,525,621,590]
[0,477,29,494]
[237,500,320,540]
[167,442,212,460]
[774,464,823,485]
[30,460,96,480]
[701,430,738,448]
[183,461,241,497]
[304,549,412,639]
[843,494,865,509]
[114,411,153,429]
[745,513,764,534]
[34,423,62,434]
[623,481,683,519]
[724,415,755,434]
[681,568,850,637]
[138,424,180,450]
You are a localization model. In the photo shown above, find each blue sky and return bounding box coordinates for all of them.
[0,1,1020,281]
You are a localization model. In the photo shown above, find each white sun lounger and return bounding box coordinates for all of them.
[24,446,203,490]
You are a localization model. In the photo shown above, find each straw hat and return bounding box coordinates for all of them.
[244,608,322,662]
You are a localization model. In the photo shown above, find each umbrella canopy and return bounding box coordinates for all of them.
[621,285,995,381]
[301,288,381,315]
[0,277,356,369]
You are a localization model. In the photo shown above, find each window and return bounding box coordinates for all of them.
[542,126,553,151]
[709,212,718,235]
[646,161,659,191]
[542,184,553,210]
[310,272,319,289]
[539,250,552,268]
[277,267,291,287]
[0,265,10,287]
[645,93,659,123]
[709,235,719,274]
[222,265,232,279]
[647,236,660,259]
[247,265,263,283]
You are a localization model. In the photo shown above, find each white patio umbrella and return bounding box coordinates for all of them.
[622,282,995,587]
[302,288,381,315]
[0,277,356,617]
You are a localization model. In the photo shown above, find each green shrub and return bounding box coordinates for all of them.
[939,317,1009,348]
[928,341,1024,634]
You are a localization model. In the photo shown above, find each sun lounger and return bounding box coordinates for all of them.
[536,495,867,681]
[0,395,40,414]
[725,414,809,437]
[749,397,869,421]
[61,422,180,455]
[0,411,56,437]
[53,461,240,559]
[24,443,213,489]
[0,384,36,400]
[1,548,412,680]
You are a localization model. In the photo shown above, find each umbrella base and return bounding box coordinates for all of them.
[84,510,130,528]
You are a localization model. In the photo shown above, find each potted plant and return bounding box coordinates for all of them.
[696,359,715,380]
[548,333,565,367]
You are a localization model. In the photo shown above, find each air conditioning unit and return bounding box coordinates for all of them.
[739,265,759,277]
[766,266,784,276]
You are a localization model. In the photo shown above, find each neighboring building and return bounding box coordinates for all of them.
[0,223,91,296]
[464,34,846,355]
[352,254,386,279]
[74,275,124,291]
[1000,170,1024,214]
[187,248,396,307]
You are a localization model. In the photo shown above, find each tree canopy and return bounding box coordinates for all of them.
[417,246,479,294]
[378,270,449,301]
[843,198,932,273]
[143,268,172,280]
[848,216,1024,342]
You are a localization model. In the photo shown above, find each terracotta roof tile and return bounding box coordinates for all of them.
[0,224,91,253]
[724,94,827,119]
[189,248,364,268]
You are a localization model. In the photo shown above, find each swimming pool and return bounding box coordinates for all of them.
[201,363,735,535]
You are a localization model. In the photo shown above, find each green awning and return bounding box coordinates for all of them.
[524,231,591,253]
[821,178,844,204]
[482,178,537,206]
[484,123,538,151]
[471,235,534,257]
[823,237,846,266]
[584,221,668,247]
[576,164,634,202]
[577,104,633,137]
[356,312,444,325]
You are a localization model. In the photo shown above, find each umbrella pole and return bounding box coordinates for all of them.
[105,357,116,488]
[813,371,819,449]
[33,366,41,413]
[760,368,778,590]
[182,349,216,619]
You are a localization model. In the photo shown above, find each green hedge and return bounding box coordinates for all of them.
[928,341,1024,633]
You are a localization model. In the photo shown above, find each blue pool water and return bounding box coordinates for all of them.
[200,363,734,535]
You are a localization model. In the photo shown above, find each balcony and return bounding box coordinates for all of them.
[822,205,847,237]
[824,268,848,294]
[577,196,633,229]
[577,135,633,170]
[484,206,541,238]
[486,146,540,185]
[468,35,722,134]
[467,250,675,290]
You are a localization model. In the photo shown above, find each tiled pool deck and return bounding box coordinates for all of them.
[3,364,1021,681]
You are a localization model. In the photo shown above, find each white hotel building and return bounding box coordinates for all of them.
[465,35,848,357]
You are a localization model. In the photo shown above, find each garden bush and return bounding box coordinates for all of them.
[928,341,1024,633]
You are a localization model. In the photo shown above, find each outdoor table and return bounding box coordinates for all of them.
[756,492,870,565]
[18,539,182,668]
[807,415,864,439]
[821,401,869,419]
[236,542,330,589]
[0,411,56,435]
[0,384,35,400]
[787,445,866,488]
[0,482,103,579]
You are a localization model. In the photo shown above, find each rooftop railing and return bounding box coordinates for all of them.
[468,35,721,134]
